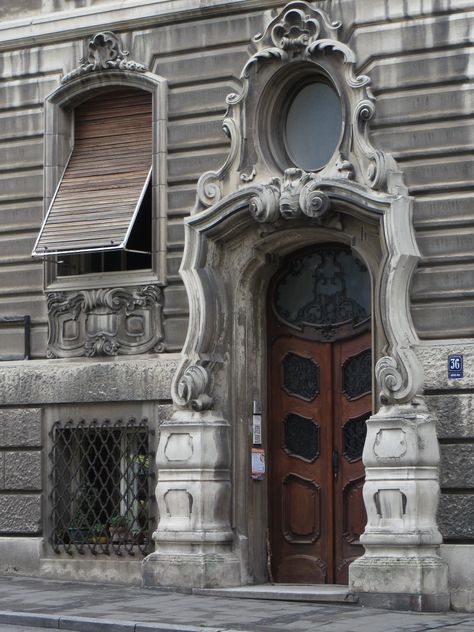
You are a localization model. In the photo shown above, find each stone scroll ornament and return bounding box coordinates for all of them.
[375,351,424,405]
[47,285,165,358]
[249,168,331,224]
[62,31,147,84]
[175,365,213,411]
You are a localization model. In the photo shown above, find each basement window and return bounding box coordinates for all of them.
[33,87,153,276]
[49,418,154,557]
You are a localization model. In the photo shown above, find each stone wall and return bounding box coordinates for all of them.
[420,344,474,545]
[1,0,473,354]
[0,1,113,22]
[0,2,266,357]
[0,0,474,601]
[0,355,177,564]
[0,409,42,535]
[339,2,474,339]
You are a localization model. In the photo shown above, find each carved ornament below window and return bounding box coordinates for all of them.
[47,285,164,358]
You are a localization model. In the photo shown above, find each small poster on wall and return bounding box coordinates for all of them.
[251,447,265,480]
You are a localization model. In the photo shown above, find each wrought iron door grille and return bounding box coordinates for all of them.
[48,418,154,557]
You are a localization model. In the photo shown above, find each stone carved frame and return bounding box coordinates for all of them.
[40,35,168,358]
[150,3,447,606]
[174,1,423,411]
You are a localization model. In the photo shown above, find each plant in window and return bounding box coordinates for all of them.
[109,514,131,542]
[68,483,98,542]
[90,523,108,544]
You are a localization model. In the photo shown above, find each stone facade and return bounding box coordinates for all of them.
[0,0,473,613]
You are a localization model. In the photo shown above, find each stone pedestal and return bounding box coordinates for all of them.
[349,401,449,611]
[142,410,240,588]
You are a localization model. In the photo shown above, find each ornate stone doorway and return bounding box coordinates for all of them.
[146,2,449,610]
[268,244,371,584]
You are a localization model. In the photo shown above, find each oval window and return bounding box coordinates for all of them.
[285,82,342,171]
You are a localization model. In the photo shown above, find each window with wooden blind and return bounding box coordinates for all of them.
[33,87,153,276]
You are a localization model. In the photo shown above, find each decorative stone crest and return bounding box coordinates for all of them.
[47,285,164,358]
[267,2,340,50]
[62,31,147,84]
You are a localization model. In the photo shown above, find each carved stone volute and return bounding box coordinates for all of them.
[249,180,280,223]
[249,168,332,224]
[375,350,424,406]
[175,364,213,411]
[299,181,331,219]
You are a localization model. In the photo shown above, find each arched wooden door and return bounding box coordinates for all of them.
[267,244,372,585]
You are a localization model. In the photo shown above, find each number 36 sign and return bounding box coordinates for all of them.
[448,355,463,379]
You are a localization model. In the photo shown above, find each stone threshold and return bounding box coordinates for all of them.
[193,584,358,604]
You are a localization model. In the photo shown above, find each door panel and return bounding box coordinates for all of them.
[269,335,333,583]
[332,331,371,584]
[267,243,372,585]
[268,330,370,584]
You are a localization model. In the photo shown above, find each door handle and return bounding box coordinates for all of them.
[332,448,339,480]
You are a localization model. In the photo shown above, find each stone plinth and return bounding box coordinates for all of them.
[143,409,240,588]
[349,401,449,611]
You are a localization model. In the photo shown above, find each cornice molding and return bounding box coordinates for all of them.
[0,0,276,51]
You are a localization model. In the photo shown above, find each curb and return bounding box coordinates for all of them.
[0,611,224,632]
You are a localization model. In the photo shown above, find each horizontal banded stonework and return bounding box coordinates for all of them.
[0,2,472,355]
[359,14,474,339]
[34,88,152,256]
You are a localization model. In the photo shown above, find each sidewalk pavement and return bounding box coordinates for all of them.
[0,576,473,632]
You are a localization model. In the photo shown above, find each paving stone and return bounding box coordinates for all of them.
[0,576,471,632]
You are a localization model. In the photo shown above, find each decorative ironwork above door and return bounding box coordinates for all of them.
[273,244,371,342]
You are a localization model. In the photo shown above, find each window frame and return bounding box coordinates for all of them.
[42,70,167,291]
[255,62,345,176]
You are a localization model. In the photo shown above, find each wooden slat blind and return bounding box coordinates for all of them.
[33,88,152,257]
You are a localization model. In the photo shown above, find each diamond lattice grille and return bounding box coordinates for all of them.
[49,418,154,556]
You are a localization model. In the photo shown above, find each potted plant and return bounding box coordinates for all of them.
[109,514,130,542]
[90,523,107,544]
[68,504,90,543]
[67,483,97,543]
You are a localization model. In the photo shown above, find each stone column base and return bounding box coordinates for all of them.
[349,552,450,612]
[142,552,241,589]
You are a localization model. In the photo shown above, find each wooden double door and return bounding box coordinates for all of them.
[267,244,371,585]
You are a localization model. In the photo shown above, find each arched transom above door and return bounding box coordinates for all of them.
[272,244,371,341]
